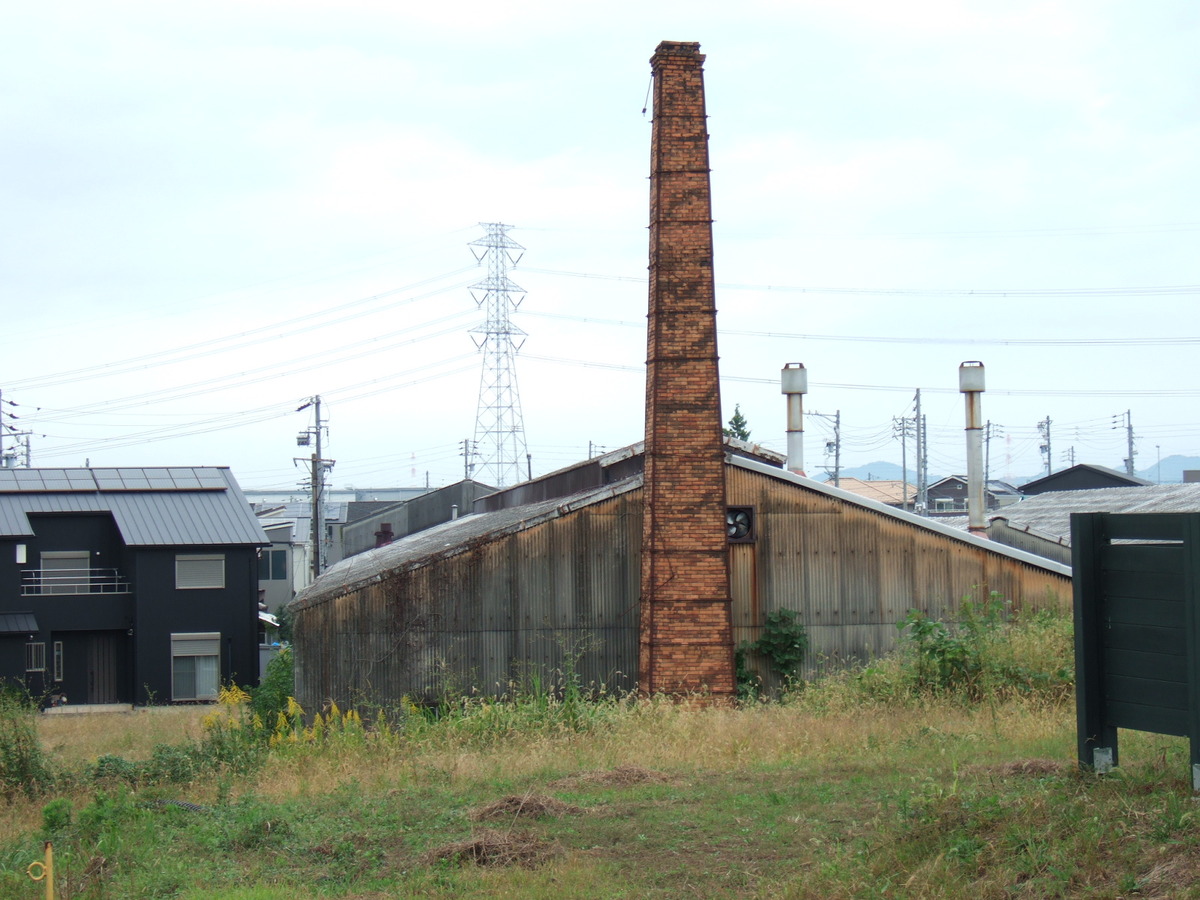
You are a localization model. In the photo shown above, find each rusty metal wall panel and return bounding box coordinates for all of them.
[725,465,1071,681]
[295,467,1071,711]
[294,490,642,711]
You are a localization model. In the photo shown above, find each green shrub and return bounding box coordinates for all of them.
[251,647,293,724]
[738,607,810,699]
[895,592,1072,702]
[0,690,54,799]
[41,797,73,836]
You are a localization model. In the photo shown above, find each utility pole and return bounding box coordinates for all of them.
[914,390,927,514]
[810,409,841,486]
[460,438,475,480]
[0,390,30,468]
[984,421,1003,487]
[469,223,530,488]
[893,415,914,511]
[1038,416,1052,477]
[295,396,334,584]
[1062,446,1076,468]
[1113,410,1136,476]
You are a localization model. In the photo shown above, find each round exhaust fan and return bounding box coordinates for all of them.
[726,507,754,541]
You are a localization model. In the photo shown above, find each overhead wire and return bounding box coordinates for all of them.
[9,266,480,391]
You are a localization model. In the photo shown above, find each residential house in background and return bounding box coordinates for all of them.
[1019,464,1152,495]
[925,475,1022,516]
[0,467,268,706]
[832,478,915,510]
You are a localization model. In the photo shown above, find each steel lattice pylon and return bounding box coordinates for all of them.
[468,223,529,487]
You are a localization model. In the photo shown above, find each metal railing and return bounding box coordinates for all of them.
[21,567,131,595]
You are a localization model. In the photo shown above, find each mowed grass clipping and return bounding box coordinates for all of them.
[2,605,1200,898]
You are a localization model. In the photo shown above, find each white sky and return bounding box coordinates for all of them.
[2,0,1197,491]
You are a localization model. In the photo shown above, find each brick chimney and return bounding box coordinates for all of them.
[638,41,735,698]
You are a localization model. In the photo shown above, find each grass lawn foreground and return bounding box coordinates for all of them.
[2,604,1200,898]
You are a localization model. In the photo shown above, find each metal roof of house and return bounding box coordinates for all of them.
[0,611,38,635]
[0,467,269,547]
[988,483,1200,543]
[1020,463,1153,493]
[832,478,913,506]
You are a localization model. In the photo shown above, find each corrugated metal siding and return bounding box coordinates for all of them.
[726,466,1072,687]
[296,464,1072,708]
[294,490,642,711]
[987,521,1073,565]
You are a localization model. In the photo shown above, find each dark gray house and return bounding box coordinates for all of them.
[0,467,268,706]
[1019,464,1152,495]
[926,475,1022,516]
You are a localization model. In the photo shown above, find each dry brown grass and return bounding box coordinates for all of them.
[420,829,562,868]
[468,793,582,821]
[551,764,672,789]
[37,705,208,766]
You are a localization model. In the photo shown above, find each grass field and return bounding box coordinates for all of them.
[2,606,1199,898]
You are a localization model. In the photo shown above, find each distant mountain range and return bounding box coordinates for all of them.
[825,455,1200,487]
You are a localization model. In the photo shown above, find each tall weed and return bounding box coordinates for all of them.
[793,592,1073,711]
[0,689,54,799]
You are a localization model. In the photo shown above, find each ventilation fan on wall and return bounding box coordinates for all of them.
[726,506,755,542]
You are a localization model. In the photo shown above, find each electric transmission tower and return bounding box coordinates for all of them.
[468,223,529,488]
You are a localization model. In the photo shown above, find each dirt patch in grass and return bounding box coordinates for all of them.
[468,793,582,821]
[1139,849,1200,900]
[421,829,562,868]
[553,764,674,789]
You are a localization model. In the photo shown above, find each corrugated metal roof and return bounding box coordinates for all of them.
[989,483,1200,543]
[294,475,645,608]
[0,611,38,634]
[0,467,268,547]
[295,453,1071,613]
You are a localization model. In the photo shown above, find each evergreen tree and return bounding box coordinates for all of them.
[723,403,751,441]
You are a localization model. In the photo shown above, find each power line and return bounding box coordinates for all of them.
[522,265,1200,298]
[8,268,478,391]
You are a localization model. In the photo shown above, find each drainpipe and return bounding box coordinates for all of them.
[781,363,807,476]
[959,361,986,537]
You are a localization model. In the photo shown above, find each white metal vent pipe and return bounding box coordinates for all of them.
[781,363,807,476]
[959,361,986,536]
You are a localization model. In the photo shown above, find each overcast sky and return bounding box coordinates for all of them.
[3,0,1197,492]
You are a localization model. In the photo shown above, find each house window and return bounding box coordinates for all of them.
[40,551,91,594]
[53,642,64,682]
[263,549,287,580]
[175,554,225,590]
[171,632,221,701]
[26,642,46,673]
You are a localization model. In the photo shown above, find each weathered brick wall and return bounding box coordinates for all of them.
[639,41,734,697]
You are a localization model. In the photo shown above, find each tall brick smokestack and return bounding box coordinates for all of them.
[638,41,735,698]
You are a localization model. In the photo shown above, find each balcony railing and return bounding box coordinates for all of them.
[21,567,131,596]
